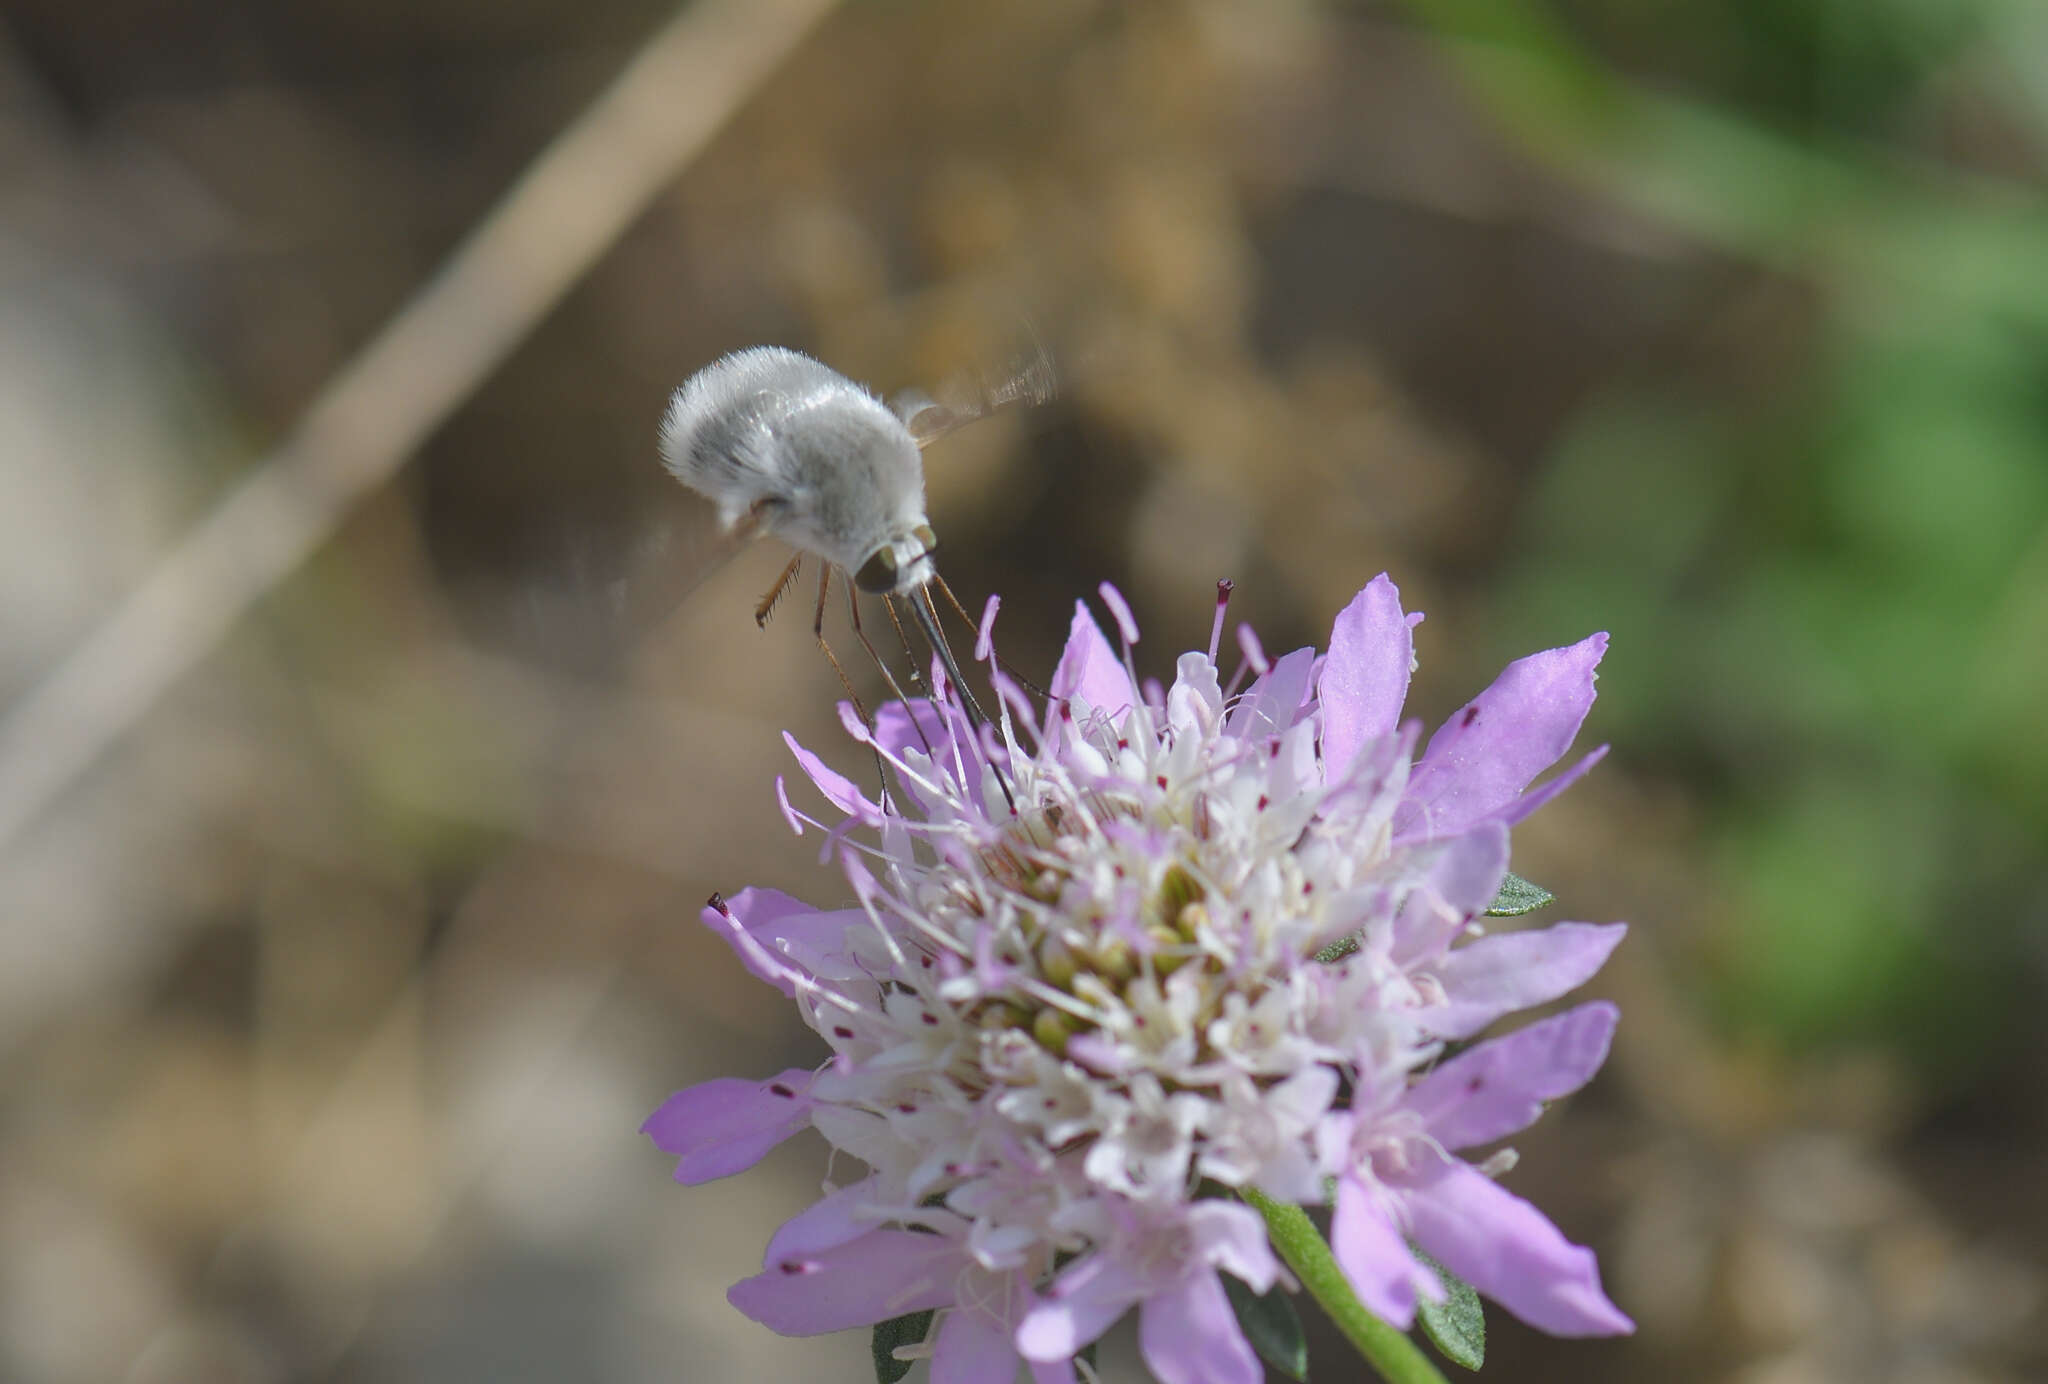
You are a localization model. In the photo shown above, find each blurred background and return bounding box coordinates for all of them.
[2,0,2044,1380]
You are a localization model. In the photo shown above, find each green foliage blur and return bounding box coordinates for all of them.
[1413,0,2048,1075]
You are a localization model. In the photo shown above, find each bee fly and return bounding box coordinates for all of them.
[658,343,1054,777]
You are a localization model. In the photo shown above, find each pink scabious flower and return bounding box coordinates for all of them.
[645,574,1632,1382]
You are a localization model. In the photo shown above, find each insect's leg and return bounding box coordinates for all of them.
[848,584,933,760]
[807,565,894,805]
[809,565,867,722]
[882,594,928,695]
[755,553,804,629]
[931,570,1046,698]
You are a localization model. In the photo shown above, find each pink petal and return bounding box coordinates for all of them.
[1049,601,1136,719]
[1188,1201,1279,1295]
[1432,822,1512,918]
[1398,633,1607,838]
[1486,744,1607,829]
[933,1301,1022,1384]
[1389,822,1510,966]
[702,888,861,997]
[1318,575,1416,784]
[1394,1152,1634,1337]
[1224,646,1316,740]
[640,1069,814,1184]
[728,1228,964,1335]
[873,698,952,765]
[1331,1173,1437,1329]
[782,731,882,823]
[1137,1271,1261,1384]
[1403,1003,1620,1151]
[1420,922,1628,1040]
[1017,1255,1148,1362]
[763,1177,882,1264]
[1027,1360,1079,1384]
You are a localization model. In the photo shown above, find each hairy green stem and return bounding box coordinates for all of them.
[1241,1187,1451,1384]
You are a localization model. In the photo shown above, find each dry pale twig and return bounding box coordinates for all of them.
[0,0,841,850]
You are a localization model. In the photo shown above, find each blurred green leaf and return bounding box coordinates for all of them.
[1413,1246,1487,1370]
[1485,873,1555,917]
[1222,1271,1310,1380]
[871,1310,933,1384]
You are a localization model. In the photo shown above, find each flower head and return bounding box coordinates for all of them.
[646,575,1632,1382]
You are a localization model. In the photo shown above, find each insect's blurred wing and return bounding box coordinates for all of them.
[625,486,772,624]
[892,336,1060,450]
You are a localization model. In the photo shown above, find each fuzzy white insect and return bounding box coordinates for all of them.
[659,346,939,598]
[656,343,1053,734]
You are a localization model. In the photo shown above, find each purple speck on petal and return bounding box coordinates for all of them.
[1098,581,1140,646]
[641,1069,815,1184]
[1398,633,1608,839]
[728,1228,964,1335]
[975,594,1002,663]
[1403,1002,1620,1151]
[1318,575,1415,785]
[1419,922,1629,1040]
[1394,1150,1634,1337]
[1138,1270,1261,1384]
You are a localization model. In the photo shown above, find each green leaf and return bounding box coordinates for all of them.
[1315,935,1361,964]
[1412,1247,1486,1370]
[1222,1271,1310,1380]
[1485,873,1555,917]
[870,1310,934,1384]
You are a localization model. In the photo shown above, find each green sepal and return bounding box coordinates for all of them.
[870,1309,934,1384]
[1314,935,1361,964]
[1222,1270,1310,1380]
[1485,873,1555,917]
[1411,1246,1486,1370]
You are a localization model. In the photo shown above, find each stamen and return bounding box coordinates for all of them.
[1235,622,1271,678]
[1097,581,1140,647]
[975,594,1001,663]
[1208,578,1234,662]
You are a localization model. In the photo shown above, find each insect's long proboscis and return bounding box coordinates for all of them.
[907,583,1017,814]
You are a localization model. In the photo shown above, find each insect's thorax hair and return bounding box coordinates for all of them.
[659,346,928,575]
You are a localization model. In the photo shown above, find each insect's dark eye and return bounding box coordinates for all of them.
[912,524,938,556]
[855,548,899,593]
